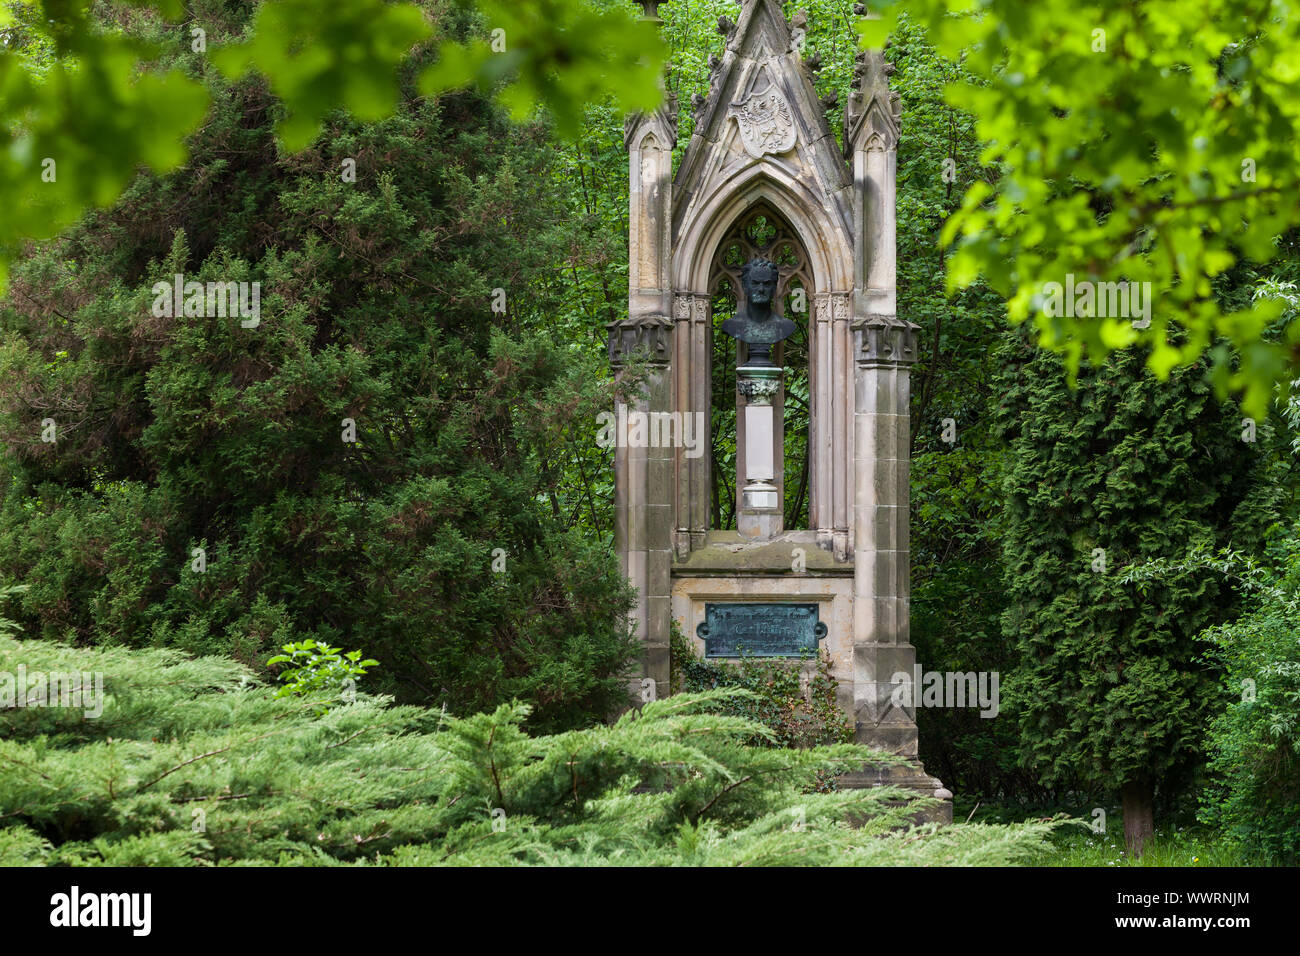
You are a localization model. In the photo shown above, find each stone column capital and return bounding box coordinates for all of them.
[673,293,710,324]
[737,368,782,406]
[608,316,674,367]
[852,314,919,366]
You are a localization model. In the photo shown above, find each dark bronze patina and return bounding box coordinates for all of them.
[720,257,797,367]
[697,602,827,658]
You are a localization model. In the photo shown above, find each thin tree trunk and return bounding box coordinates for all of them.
[788,439,809,529]
[1122,778,1155,857]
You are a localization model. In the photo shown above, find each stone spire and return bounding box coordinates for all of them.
[844,37,901,153]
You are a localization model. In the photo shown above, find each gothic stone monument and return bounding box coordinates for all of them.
[610,0,950,817]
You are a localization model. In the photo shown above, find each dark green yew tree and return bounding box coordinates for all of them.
[0,4,637,732]
[994,333,1280,854]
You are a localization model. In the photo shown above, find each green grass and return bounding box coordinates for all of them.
[955,799,1265,866]
[1045,821,1257,867]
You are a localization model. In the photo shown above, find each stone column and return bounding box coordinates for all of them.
[851,336,916,753]
[846,47,923,753]
[613,101,676,701]
[674,294,711,559]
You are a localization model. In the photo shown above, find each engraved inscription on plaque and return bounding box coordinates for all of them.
[696,603,827,658]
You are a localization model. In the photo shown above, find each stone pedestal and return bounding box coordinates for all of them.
[737,366,782,538]
[839,764,954,824]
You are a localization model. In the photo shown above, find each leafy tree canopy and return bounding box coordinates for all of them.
[0,0,663,292]
[9,0,1300,414]
[863,0,1300,416]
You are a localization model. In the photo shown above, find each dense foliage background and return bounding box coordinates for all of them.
[0,1,639,733]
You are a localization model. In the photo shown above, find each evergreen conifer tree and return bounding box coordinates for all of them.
[994,332,1278,854]
[0,3,636,731]
[0,634,1061,866]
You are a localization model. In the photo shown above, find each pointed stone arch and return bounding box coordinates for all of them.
[671,166,854,558]
[708,201,812,310]
[673,165,851,296]
[704,199,811,531]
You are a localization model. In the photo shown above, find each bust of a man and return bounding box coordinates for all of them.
[720,257,796,366]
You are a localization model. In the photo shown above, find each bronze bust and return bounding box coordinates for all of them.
[721,257,796,366]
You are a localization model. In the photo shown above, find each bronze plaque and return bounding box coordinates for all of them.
[697,603,827,658]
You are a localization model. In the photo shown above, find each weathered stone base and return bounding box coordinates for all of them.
[837,761,953,824]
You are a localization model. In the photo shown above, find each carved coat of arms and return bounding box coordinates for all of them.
[729,81,796,159]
